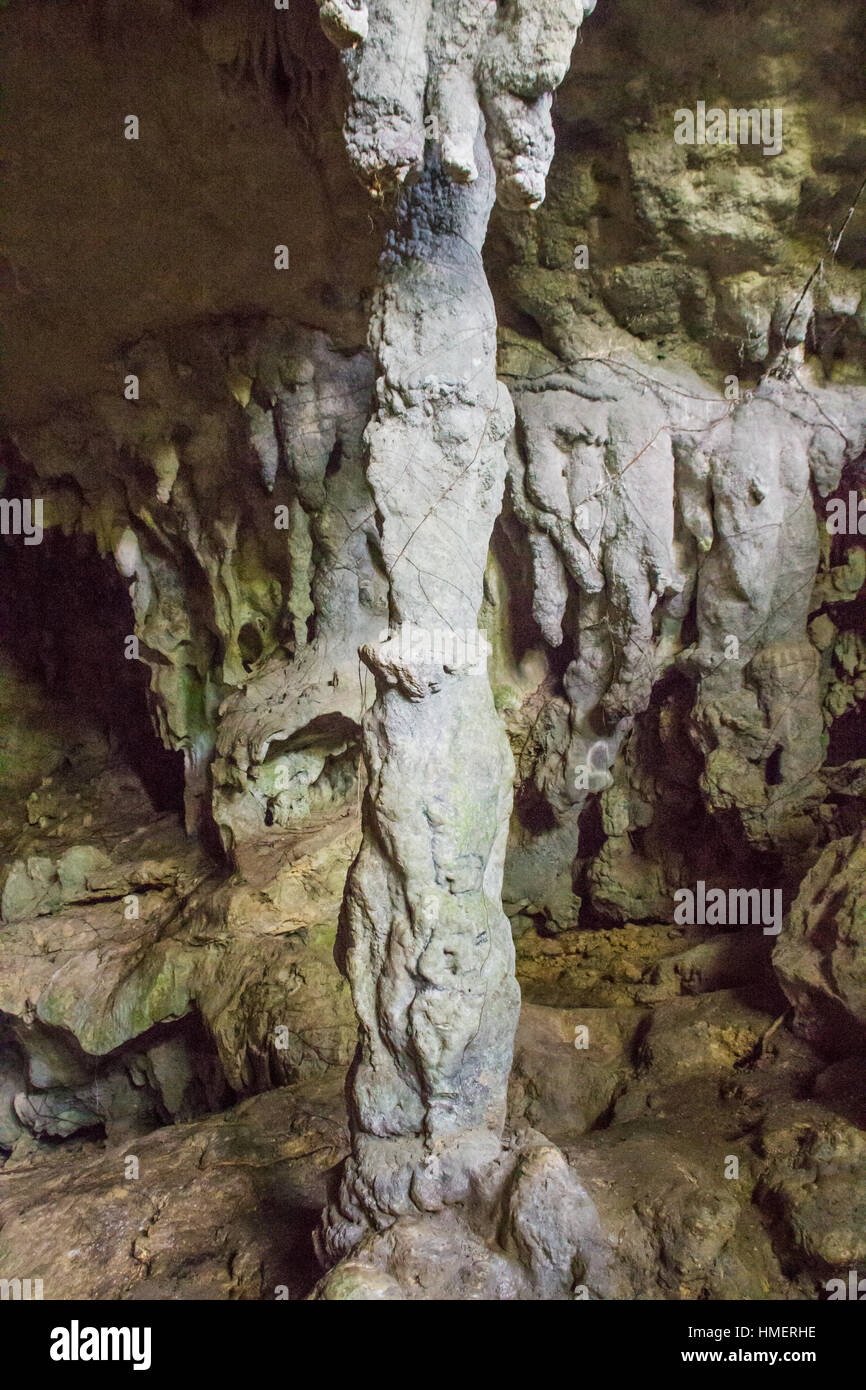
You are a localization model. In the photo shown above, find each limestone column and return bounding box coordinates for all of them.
[315,0,593,1260]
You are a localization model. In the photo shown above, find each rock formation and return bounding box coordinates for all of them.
[313,0,598,1271]
[0,0,864,1303]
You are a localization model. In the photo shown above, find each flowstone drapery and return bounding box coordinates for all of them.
[506,359,866,853]
[313,0,595,1267]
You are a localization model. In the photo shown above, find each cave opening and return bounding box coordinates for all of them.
[0,475,186,820]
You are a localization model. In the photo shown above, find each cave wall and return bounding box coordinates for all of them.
[0,0,865,1301]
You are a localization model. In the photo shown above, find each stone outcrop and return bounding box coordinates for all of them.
[506,357,865,879]
[774,829,866,1056]
[0,707,357,1149]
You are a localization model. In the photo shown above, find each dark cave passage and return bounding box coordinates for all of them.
[0,476,186,819]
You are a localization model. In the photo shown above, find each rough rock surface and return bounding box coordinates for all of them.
[506,356,864,878]
[0,709,357,1150]
[774,829,866,1056]
[318,0,596,209]
[0,0,864,1302]
[0,1078,347,1300]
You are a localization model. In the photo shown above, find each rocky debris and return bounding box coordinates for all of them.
[514,918,777,1009]
[516,921,689,1008]
[312,996,863,1300]
[563,1119,788,1300]
[1,898,862,1299]
[0,837,357,1139]
[506,1003,862,1302]
[0,1078,348,1301]
[508,1002,643,1141]
[312,921,859,1300]
[618,988,785,1106]
[639,932,778,1001]
[753,1097,866,1279]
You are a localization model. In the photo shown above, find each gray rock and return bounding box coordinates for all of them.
[774,830,866,1055]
